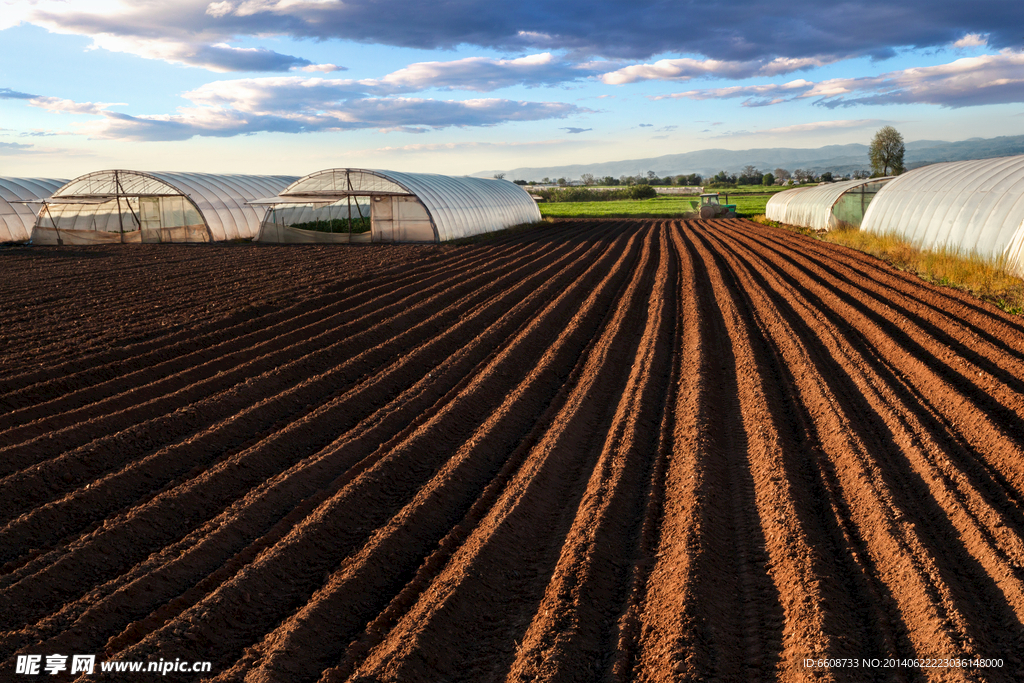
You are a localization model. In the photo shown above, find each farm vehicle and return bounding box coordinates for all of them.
[690,193,737,219]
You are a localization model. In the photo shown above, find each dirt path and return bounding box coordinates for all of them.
[1,219,1021,682]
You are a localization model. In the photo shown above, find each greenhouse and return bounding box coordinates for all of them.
[255,168,541,243]
[32,170,298,244]
[765,177,894,231]
[1,177,67,243]
[861,155,1024,275]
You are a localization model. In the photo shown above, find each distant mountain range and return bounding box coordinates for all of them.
[473,134,1024,182]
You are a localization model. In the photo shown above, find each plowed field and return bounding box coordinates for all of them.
[2,218,1024,682]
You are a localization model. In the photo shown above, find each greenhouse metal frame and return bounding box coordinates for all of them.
[0,177,67,243]
[860,155,1024,275]
[32,170,298,244]
[255,168,542,244]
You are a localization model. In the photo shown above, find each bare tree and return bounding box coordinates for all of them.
[493,172,506,180]
[773,168,791,181]
[741,165,759,178]
[580,173,596,186]
[869,126,905,176]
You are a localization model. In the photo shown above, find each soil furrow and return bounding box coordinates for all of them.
[715,221,1024,668]
[346,223,659,683]
[702,221,991,679]
[1,219,1021,683]
[0,223,621,668]
[0,243,502,392]
[0,236,538,446]
[84,223,647,679]
[667,221,820,680]
[0,243,492,381]
[731,220,1024,368]
[503,222,675,683]
[727,225,1024,534]
[0,233,582,517]
[0,227,617,587]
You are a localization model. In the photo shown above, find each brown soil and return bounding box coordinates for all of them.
[1,219,1023,682]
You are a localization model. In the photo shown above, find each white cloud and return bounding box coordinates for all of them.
[759,119,885,134]
[4,0,1024,76]
[0,87,36,100]
[655,79,813,105]
[0,140,94,157]
[367,139,572,153]
[86,34,316,72]
[0,141,35,152]
[366,53,593,92]
[183,77,372,110]
[19,129,76,137]
[294,63,344,73]
[953,33,988,48]
[659,52,1024,109]
[74,90,582,140]
[600,56,835,85]
[4,55,588,142]
[205,1,234,17]
[28,97,124,115]
[812,51,1024,108]
[3,0,321,71]
[176,53,594,115]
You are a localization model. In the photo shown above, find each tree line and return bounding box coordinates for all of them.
[513,166,873,189]
[513,171,704,187]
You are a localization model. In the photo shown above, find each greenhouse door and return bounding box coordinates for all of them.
[372,196,394,241]
[140,198,162,242]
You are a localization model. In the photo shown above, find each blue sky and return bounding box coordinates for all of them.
[1,0,1022,179]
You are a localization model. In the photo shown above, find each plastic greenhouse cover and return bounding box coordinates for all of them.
[273,168,541,242]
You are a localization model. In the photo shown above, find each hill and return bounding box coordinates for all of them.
[474,134,1024,182]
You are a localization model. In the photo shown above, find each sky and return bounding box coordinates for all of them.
[1,0,1023,180]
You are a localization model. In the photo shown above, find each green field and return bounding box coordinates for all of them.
[538,192,772,218]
